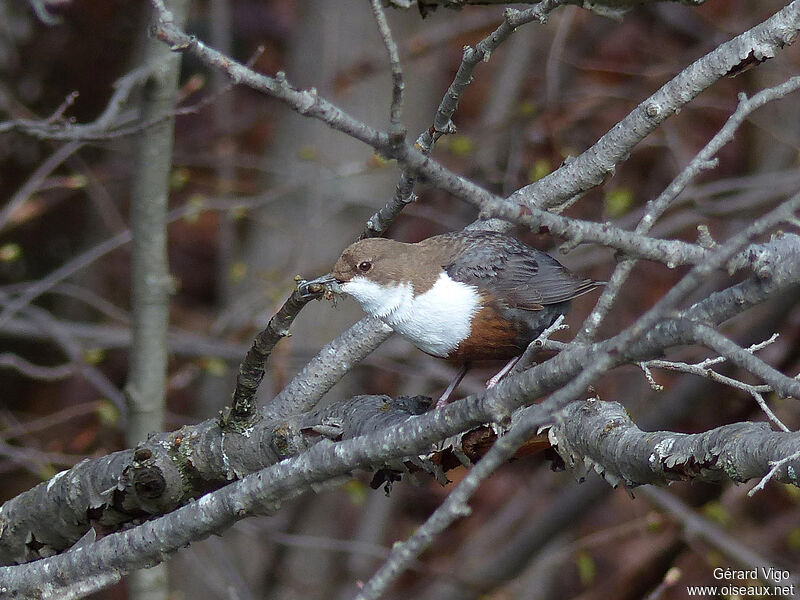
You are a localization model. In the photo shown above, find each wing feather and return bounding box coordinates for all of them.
[436,231,599,310]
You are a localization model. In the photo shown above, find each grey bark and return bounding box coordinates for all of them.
[124,1,188,598]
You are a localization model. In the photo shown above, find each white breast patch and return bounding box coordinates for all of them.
[341,273,481,357]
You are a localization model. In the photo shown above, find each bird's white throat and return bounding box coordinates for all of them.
[341,272,481,357]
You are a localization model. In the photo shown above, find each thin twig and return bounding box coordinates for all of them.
[690,322,800,402]
[640,332,789,430]
[748,449,800,495]
[363,2,564,237]
[0,142,84,233]
[369,0,405,138]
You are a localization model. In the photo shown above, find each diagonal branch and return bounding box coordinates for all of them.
[690,322,800,401]
[225,289,314,425]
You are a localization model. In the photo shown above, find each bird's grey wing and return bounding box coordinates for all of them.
[441,232,596,309]
[504,251,599,305]
[439,233,543,309]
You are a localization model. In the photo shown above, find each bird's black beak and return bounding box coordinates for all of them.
[296,273,342,299]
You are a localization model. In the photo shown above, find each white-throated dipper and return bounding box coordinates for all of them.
[303,231,601,406]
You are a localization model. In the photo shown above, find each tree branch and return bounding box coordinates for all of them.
[551,399,800,489]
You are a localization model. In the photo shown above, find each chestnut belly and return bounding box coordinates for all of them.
[444,302,568,362]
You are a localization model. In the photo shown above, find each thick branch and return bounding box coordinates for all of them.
[0,395,430,567]
[550,400,800,488]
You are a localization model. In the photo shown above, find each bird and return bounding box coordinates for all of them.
[303,230,602,407]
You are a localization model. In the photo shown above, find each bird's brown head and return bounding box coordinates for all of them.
[299,238,434,300]
[332,237,436,288]
[332,238,387,284]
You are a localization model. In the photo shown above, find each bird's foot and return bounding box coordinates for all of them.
[434,394,451,410]
[486,355,521,388]
[435,363,470,409]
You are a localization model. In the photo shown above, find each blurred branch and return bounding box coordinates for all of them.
[0,141,84,233]
[0,353,75,381]
[0,196,277,332]
[124,3,187,597]
[0,65,152,141]
[0,71,249,144]
[0,439,88,471]
[1,402,104,441]
[209,0,237,312]
[26,0,63,25]
[640,487,798,587]
[0,293,128,417]
[0,313,248,360]
[0,228,133,330]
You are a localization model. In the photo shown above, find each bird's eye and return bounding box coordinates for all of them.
[358,261,372,272]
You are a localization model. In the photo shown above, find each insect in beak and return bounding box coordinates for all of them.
[296,273,342,300]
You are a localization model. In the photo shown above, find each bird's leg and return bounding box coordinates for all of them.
[486,355,522,388]
[435,362,471,409]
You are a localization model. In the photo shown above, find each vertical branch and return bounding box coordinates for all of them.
[124,1,188,599]
[126,0,187,445]
[369,0,405,139]
[210,0,237,308]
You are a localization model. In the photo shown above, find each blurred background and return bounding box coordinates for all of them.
[1,1,799,598]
